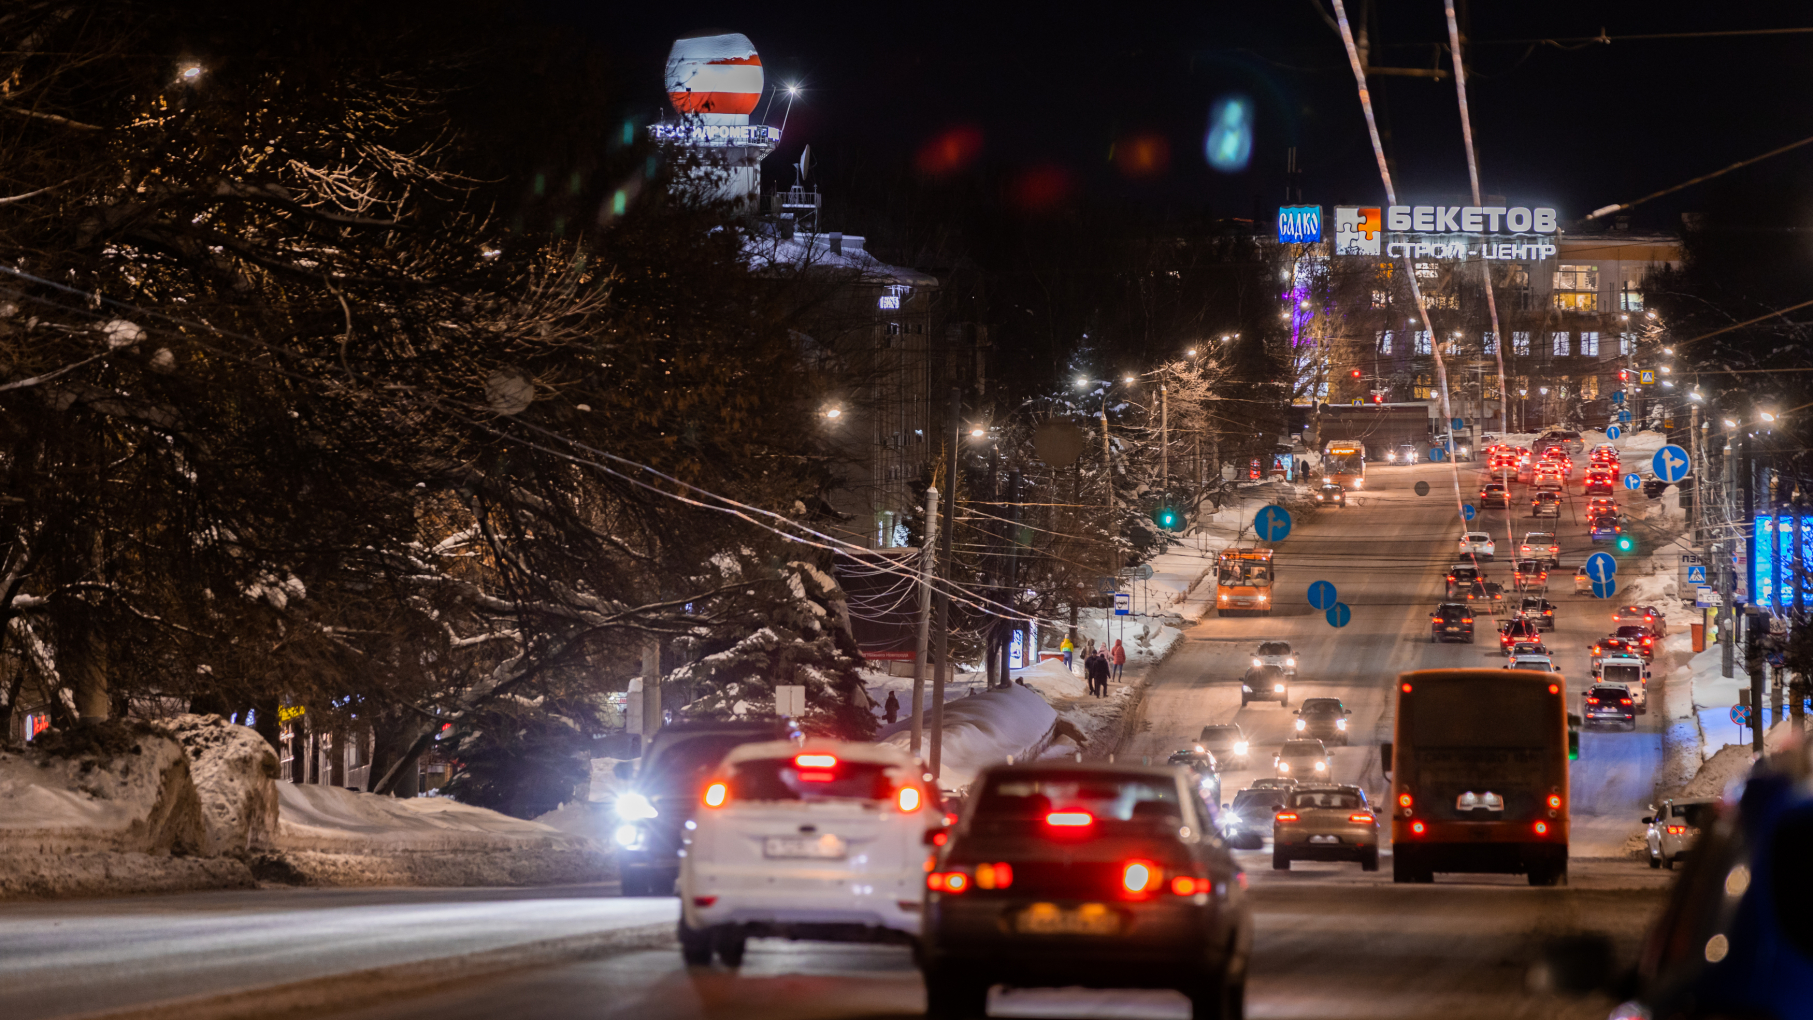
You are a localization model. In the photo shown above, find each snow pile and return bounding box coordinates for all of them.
[877,682,1058,791]
[275,783,597,853]
[164,714,280,855]
[0,721,202,855]
[1016,659,1088,700]
[532,799,615,841]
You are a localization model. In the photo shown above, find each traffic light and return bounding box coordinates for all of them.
[1618,369,1629,383]
[1349,369,1363,379]
[1155,506,1180,530]
[1616,533,1636,554]
[1371,393,1383,404]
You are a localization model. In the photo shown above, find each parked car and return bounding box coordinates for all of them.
[1642,796,1718,870]
[679,740,939,964]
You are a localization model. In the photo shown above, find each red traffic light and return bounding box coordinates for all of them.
[1371,393,1383,404]
[1350,369,1363,379]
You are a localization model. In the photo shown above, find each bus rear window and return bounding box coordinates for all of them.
[1407,682,1554,748]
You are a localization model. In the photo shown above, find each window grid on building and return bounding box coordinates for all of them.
[1552,331,1570,357]
[1579,331,1599,357]
[1513,332,1531,356]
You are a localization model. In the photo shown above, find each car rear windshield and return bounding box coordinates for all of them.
[972,771,1188,830]
[727,757,903,802]
[1588,687,1627,700]
[1199,726,1240,744]
[1615,626,1650,638]
[1602,664,1643,683]
[1288,789,1364,810]
[1671,803,1718,828]
[1406,681,1555,748]
[644,734,770,796]
[1231,789,1285,812]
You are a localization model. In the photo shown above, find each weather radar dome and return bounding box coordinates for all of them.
[665,31,764,124]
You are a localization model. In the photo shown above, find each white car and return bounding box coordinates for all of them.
[1519,531,1560,567]
[1596,654,1650,711]
[1459,532,1495,560]
[1504,654,1557,672]
[1252,640,1297,679]
[1645,797,1718,870]
[678,740,939,966]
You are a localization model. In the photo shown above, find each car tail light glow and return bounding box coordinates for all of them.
[795,753,838,768]
[702,781,728,808]
[1586,697,1599,704]
[1348,813,1375,824]
[1665,824,1687,835]
[975,862,1013,889]
[1401,682,1413,693]
[897,787,922,812]
[1410,821,1427,835]
[1170,875,1208,896]
[1121,860,1162,894]
[1045,810,1094,827]
[1534,821,1549,836]
[1620,698,1633,705]
[1398,793,1413,808]
[1275,811,1300,822]
[1548,794,1562,809]
[693,896,717,907]
[1462,618,1472,624]
[927,871,969,893]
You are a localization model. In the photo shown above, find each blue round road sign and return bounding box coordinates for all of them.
[1606,425,1622,440]
[1623,472,1642,491]
[1254,504,1293,543]
[1429,446,1446,463]
[1731,704,1751,727]
[1653,444,1691,483]
[1307,580,1338,611]
[1462,503,1476,521]
[1591,577,1618,599]
[1325,602,1352,628]
[1584,551,1618,582]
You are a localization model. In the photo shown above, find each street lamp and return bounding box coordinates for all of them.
[177,62,203,82]
[823,407,842,419]
[969,427,986,438]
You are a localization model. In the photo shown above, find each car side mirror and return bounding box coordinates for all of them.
[1379,742,1393,775]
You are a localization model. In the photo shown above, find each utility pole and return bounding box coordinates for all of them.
[1100,403,1117,572]
[909,487,939,756]
[1745,611,1765,754]
[999,468,1022,689]
[641,636,662,744]
[931,387,960,781]
[1160,384,1170,502]
[1721,433,1736,678]
[1690,402,1702,550]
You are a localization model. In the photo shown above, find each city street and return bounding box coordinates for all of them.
[2,461,1681,1020]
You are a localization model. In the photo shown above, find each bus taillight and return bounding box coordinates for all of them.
[1410,821,1427,836]
[1533,821,1549,836]
[1401,682,1413,693]
[1547,794,1562,810]
[1398,793,1413,808]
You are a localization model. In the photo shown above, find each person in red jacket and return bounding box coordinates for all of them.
[1110,639,1126,680]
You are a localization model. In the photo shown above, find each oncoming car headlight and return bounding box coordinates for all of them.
[1336,718,1347,730]
[1277,762,1290,772]
[1313,761,1327,772]
[1241,684,1253,692]
[1286,658,1296,667]
[1273,683,1285,693]
[1253,658,1263,668]
[1232,741,1249,755]
[1294,719,1306,731]
[615,792,658,821]
[613,824,642,848]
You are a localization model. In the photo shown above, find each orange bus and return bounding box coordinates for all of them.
[1323,441,1366,489]
[1215,548,1273,617]
[1381,669,1571,886]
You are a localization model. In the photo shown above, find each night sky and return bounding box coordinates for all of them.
[545,1,1813,231]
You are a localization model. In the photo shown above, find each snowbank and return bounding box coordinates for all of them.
[1016,659,1089,700]
[275,783,597,854]
[165,714,280,855]
[0,721,202,855]
[877,682,1058,791]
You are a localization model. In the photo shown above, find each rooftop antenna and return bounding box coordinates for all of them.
[794,144,812,188]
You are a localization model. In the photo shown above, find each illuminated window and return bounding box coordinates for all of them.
[1379,331,1393,355]
[1414,262,1438,280]
[1414,331,1432,355]
[1552,332,1570,357]
[1579,331,1599,357]
[1581,376,1599,400]
[1413,374,1434,400]
[1620,279,1644,311]
[1553,264,1599,311]
[1483,332,1498,355]
[1512,332,1531,356]
[1372,290,1388,309]
[1620,331,1634,355]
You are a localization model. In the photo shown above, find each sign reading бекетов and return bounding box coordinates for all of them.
[1334,203,1560,259]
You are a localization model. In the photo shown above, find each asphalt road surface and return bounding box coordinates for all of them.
[4,458,1685,1020]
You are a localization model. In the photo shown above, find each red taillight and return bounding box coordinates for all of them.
[795,753,838,768]
[1398,793,1413,808]
[1401,682,1413,693]
[703,781,729,808]
[1410,821,1427,835]
[975,862,1013,889]
[1275,811,1300,822]
[1171,875,1212,895]
[1620,698,1632,706]
[897,787,922,812]
[1665,824,1687,835]
[1534,821,1549,836]
[1348,813,1375,824]
[1586,697,1599,704]
[693,896,718,907]
[1122,860,1162,894]
[1045,811,1094,828]
[1548,794,1562,809]
[798,770,836,783]
[928,871,969,893]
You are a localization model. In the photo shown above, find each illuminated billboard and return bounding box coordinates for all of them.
[1752,512,1810,610]
[1277,205,1322,244]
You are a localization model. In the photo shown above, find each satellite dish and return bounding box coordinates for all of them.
[795,144,812,185]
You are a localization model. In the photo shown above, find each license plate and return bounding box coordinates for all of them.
[1015,903,1121,936]
[1308,834,1342,844]
[1445,626,1460,632]
[763,834,847,859]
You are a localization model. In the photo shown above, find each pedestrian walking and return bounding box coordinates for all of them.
[1088,653,1110,697]
[884,690,899,725]
[1110,639,1126,681]
[1060,635,1075,671]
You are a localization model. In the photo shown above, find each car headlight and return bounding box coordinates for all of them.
[1336,718,1347,730]
[1233,741,1248,755]
[1277,762,1290,772]
[615,792,658,821]
[1286,658,1296,667]
[1295,719,1306,731]
[1273,683,1286,693]
[1242,685,1252,692]
[1259,594,1268,602]
[1219,594,1228,601]
[1314,761,1326,771]
[613,824,642,848]
[1253,658,1263,668]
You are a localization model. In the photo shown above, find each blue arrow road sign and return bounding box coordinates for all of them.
[1452,418,1465,431]
[1624,472,1642,490]
[1585,551,1618,582]
[1463,503,1476,521]
[1687,565,1707,584]
[1254,504,1292,543]
[1325,602,1352,628]
[1307,580,1338,611]
[1611,390,1624,404]
[1592,577,1618,599]
[1653,444,1691,483]
[1607,425,1622,440]
[1619,409,1632,423]
[1429,446,1446,462]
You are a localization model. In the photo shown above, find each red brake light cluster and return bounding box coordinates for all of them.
[1585,696,1600,704]
[1275,811,1300,823]
[1121,860,1161,894]
[1533,821,1549,836]
[703,781,729,808]
[897,787,923,812]
[1170,875,1210,896]
[1398,793,1413,808]
[1664,824,1688,835]
[927,871,969,893]
[1410,820,1427,835]
[1045,810,1094,828]
[975,862,1012,889]
[1620,698,1633,706]
[1348,813,1375,824]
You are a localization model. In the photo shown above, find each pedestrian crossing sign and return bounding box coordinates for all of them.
[1686,565,1706,584]
[1639,369,1656,385]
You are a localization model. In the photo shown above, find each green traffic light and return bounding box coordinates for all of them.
[1156,508,1178,529]
[1616,535,1634,553]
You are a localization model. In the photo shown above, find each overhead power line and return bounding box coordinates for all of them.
[1583,131,1813,220]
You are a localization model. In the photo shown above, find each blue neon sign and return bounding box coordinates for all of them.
[1278,205,1323,244]
[1752,513,1812,611]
